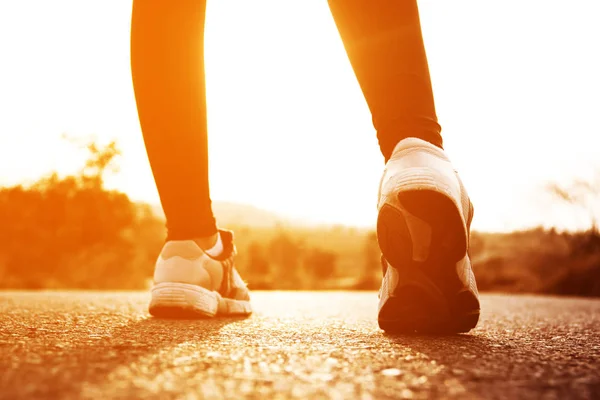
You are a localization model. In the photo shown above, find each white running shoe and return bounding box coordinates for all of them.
[376,138,480,333]
[149,229,252,318]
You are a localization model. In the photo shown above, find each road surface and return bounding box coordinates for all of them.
[1,291,599,399]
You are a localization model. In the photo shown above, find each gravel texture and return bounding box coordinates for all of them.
[1,291,599,399]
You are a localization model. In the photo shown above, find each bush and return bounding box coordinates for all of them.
[0,141,164,289]
[1,139,599,296]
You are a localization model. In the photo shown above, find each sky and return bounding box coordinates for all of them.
[0,0,599,232]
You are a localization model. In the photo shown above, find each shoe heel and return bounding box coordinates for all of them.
[377,194,478,333]
[378,262,452,333]
[377,190,467,268]
[378,268,480,333]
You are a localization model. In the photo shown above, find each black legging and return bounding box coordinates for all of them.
[131,0,443,240]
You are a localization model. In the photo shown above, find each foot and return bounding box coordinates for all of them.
[376,138,480,333]
[148,229,252,318]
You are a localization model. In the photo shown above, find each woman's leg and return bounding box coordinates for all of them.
[328,1,480,334]
[327,0,443,162]
[130,0,217,242]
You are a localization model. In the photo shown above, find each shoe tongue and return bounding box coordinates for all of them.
[218,229,233,244]
[209,229,234,261]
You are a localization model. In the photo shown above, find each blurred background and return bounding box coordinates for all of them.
[0,0,598,295]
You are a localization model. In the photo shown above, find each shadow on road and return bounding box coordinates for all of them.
[7,315,251,399]
[88,314,251,362]
[382,331,494,350]
[378,331,553,395]
[382,331,498,358]
[375,332,513,395]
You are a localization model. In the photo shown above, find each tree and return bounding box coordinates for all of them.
[304,248,337,280]
[547,174,600,233]
[247,241,270,275]
[353,231,380,290]
[547,175,600,254]
[0,138,163,289]
[268,229,303,286]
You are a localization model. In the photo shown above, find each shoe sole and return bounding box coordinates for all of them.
[377,188,480,334]
[149,282,252,319]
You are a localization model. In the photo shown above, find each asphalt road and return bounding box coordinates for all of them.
[1,291,599,400]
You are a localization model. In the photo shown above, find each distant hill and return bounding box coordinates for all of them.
[149,201,298,228]
[214,201,297,227]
